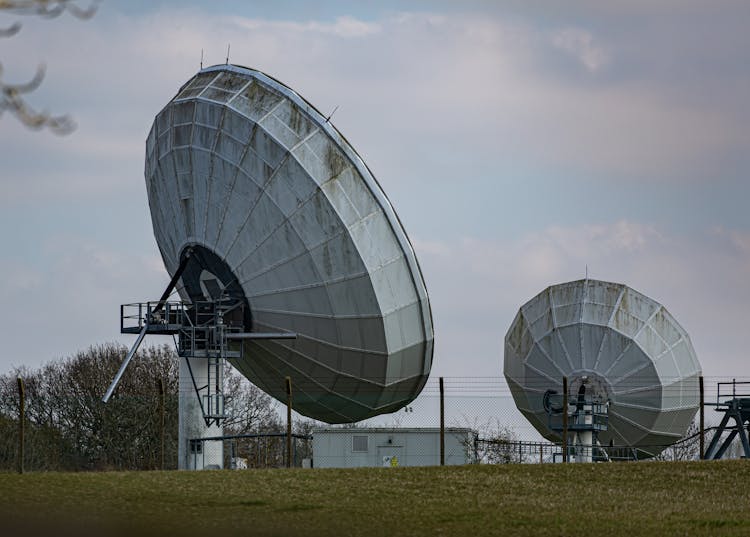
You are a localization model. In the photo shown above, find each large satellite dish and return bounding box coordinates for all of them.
[143,65,433,424]
[504,279,701,458]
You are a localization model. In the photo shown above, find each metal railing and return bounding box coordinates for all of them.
[120,301,187,333]
[714,379,750,406]
[545,393,609,432]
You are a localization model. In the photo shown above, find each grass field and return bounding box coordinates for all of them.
[1,461,749,536]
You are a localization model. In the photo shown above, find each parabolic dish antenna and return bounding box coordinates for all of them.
[504,279,701,458]
[144,65,433,424]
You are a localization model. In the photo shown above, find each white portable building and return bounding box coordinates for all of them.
[311,427,475,468]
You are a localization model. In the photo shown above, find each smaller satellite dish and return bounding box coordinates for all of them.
[504,279,702,458]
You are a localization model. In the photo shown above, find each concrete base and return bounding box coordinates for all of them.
[178,356,223,470]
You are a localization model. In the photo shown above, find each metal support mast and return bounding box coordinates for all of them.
[704,380,750,460]
[103,247,296,470]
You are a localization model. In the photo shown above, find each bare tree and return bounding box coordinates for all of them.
[0,0,98,134]
[455,415,521,464]
[654,419,701,461]
[223,364,282,435]
[0,344,300,471]
[476,423,522,464]
[220,365,291,468]
[0,343,179,471]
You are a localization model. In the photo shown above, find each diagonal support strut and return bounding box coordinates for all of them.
[102,249,193,403]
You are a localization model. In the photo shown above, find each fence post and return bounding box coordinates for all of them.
[439,376,445,466]
[562,376,568,463]
[17,376,25,474]
[158,377,165,470]
[699,375,704,460]
[285,376,292,468]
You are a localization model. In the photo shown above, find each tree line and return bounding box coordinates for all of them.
[0,343,292,471]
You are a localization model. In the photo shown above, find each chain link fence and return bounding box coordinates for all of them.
[1,375,748,471]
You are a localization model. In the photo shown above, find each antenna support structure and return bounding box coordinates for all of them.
[102,250,296,470]
[104,64,435,468]
[704,379,750,460]
[544,378,610,462]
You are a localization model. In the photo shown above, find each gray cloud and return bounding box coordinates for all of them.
[0,3,748,385]
[414,222,750,380]
[3,7,747,194]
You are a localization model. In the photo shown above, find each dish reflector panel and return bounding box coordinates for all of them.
[145,65,434,423]
[504,279,701,457]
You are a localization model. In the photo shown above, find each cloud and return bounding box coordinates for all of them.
[551,27,610,72]
[0,3,748,385]
[232,14,381,38]
[0,234,169,367]
[1,4,747,207]
[0,260,43,299]
[413,222,750,380]
[718,226,750,257]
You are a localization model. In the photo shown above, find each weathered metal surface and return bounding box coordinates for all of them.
[145,65,433,423]
[504,279,702,458]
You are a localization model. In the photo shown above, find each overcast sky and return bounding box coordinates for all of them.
[1,1,749,392]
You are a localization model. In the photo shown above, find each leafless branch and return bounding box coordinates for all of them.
[0,20,20,36]
[0,62,75,134]
[0,1,98,37]
[0,1,98,21]
[0,0,98,134]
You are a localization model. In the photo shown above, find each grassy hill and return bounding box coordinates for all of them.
[1,460,749,536]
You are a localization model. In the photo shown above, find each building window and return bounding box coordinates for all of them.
[352,435,368,452]
[189,439,203,454]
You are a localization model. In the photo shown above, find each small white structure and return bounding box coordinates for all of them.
[179,355,223,470]
[311,427,475,468]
